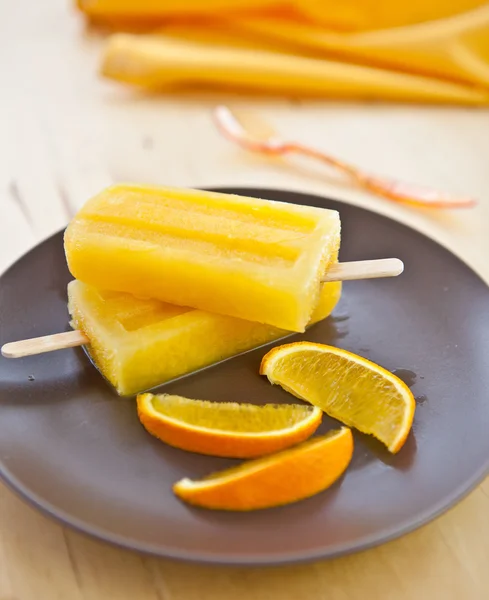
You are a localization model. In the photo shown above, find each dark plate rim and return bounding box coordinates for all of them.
[1,186,489,566]
[2,448,489,567]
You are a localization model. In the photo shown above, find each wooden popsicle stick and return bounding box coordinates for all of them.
[321,258,404,282]
[1,330,89,359]
[1,258,403,359]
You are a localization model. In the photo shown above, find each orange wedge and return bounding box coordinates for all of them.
[137,393,322,458]
[173,428,353,511]
[260,342,415,453]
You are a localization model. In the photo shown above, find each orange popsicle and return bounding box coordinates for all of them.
[68,279,342,396]
[64,185,341,332]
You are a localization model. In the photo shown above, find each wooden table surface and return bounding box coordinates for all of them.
[2,1,489,598]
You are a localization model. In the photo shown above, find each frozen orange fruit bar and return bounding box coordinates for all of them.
[68,279,342,396]
[64,185,341,332]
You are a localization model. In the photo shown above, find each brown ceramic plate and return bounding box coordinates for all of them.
[1,188,489,566]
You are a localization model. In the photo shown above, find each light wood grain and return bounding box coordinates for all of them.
[1,330,89,358]
[321,258,404,282]
[2,0,489,598]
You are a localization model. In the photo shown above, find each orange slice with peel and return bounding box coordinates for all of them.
[260,342,415,453]
[137,393,322,458]
[173,428,353,511]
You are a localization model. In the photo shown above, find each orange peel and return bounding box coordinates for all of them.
[173,428,353,511]
[137,393,322,458]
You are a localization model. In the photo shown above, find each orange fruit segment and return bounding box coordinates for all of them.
[173,428,353,511]
[260,342,415,453]
[137,393,322,458]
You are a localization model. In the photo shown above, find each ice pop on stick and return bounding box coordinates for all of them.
[64,185,341,333]
[67,279,342,396]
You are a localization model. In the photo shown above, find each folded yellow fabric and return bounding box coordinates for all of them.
[101,34,488,104]
[79,0,489,103]
[78,0,487,31]
[230,5,489,89]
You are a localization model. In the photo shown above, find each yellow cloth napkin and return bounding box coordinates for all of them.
[80,0,489,103]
